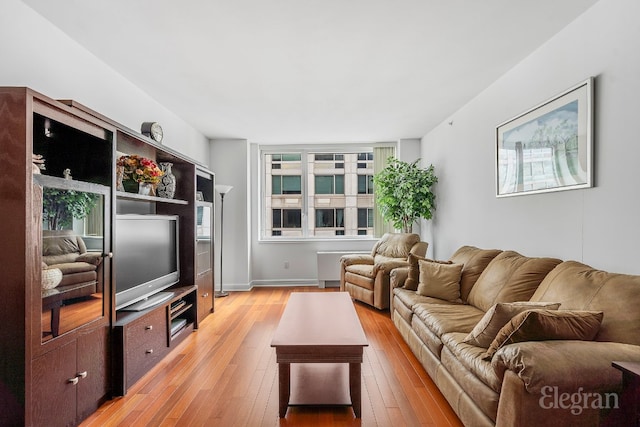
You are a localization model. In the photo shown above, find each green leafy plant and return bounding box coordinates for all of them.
[373,158,438,232]
[43,188,99,230]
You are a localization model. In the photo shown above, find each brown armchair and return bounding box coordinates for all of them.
[42,230,103,295]
[340,233,428,310]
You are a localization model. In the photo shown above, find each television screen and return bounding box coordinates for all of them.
[115,214,179,310]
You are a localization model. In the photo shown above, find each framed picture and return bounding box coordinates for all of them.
[496,77,594,197]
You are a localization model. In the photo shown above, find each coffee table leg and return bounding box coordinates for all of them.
[51,305,61,337]
[278,362,290,417]
[349,362,362,418]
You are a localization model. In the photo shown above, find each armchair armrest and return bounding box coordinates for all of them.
[76,252,103,266]
[492,340,640,393]
[340,254,374,267]
[390,266,409,289]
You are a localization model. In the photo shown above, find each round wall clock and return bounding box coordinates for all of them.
[141,122,163,143]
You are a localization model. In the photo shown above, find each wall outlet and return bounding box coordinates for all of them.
[284,261,290,269]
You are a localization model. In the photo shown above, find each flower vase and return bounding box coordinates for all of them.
[157,162,176,199]
[138,182,155,196]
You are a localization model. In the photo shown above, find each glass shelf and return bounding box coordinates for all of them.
[115,191,189,205]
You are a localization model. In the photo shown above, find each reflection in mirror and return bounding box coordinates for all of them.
[41,188,105,342]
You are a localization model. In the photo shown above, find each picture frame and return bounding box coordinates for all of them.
[496,77,594,197]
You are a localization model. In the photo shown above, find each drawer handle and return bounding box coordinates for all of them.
[202,293,209,298]
[67,377,79,385]
[145,325,153,330]
[77,371,87,379]
[146,349,154,354]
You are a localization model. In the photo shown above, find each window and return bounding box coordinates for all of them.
[315,175,344,194]
[357,175,374,194]
[272,175,301,194]
[357,152,373,168]
[272,208,302,236]
[262,146,383,239]
[357,208,374,228]
[357,208,374,236]
[315,208,344,227]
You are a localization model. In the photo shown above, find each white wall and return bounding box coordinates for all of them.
[210,139,251,289]
[422,0,640,274]
[0,0,209,161]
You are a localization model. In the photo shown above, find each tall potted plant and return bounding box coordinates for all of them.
[373,158,438,233]
[43,188,99,230]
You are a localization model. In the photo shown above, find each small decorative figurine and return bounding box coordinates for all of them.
[32,154,45,174]
[63,169,72,180]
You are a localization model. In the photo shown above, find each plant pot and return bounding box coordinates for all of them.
[122,179,138,193]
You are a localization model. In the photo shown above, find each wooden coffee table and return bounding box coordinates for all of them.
[271,292,368,418]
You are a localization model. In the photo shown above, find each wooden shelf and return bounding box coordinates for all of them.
[115,190,189,205]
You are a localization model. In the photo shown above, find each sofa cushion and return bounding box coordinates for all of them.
[344,271,374,291]
[54,261,97,275]
[374,232,420,258]
[59,270,97,287]
[463,301,561,348]
[466,251,562,312]
[483,309,604,360]
[440,338,501,421]
[417,260,463,302]
[393,287,460,324]
[442,332,503,394]
[448,246,502,302]
[404,253,452,291]
[411,315,445,358]
[413,303,485,338]
[531,260,640,346]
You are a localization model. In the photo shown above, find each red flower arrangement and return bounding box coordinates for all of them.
[117,155,163,184]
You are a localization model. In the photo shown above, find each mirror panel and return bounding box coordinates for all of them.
[40,184,108,343]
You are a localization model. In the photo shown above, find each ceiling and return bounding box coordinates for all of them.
[23,0,598,143]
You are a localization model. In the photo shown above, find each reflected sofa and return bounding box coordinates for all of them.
[42,230,103,296]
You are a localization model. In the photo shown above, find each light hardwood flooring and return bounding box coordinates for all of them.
[81,287,463,426]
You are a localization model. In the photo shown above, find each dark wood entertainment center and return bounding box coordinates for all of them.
[0,87,215,426]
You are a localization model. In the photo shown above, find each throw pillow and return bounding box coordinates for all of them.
[482,309,604,360]
[416,259,463,301]
[404,253,452,291]
[463,301,561,348]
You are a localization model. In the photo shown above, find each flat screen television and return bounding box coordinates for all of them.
[115,214,179,311]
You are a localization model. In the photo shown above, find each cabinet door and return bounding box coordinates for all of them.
[76,326,110,422]
[196,234,213,323]
[31,341,77,427]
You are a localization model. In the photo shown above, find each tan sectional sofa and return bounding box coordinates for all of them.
[390,246,640,427]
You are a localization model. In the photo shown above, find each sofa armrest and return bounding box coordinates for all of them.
[390,266,409,289]
[340,254,374,267]
[492,340,640,393]
[76,252,103,266]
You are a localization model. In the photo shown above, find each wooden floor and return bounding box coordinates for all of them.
[81,287,463,427]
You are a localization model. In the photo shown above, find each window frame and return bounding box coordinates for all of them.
[260,144,390,241]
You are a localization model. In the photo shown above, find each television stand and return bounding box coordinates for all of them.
[113,286,197,395]
[120,291,174,311]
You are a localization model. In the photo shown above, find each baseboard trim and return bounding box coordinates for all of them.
[218,279,319,292]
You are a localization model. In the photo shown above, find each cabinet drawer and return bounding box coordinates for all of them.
[125,308,167,385]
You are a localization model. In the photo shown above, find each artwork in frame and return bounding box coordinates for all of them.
[496,77,594,197]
